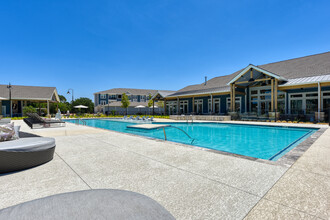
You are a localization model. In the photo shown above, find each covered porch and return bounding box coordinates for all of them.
[0,84,60,117]
[228,64,329,122]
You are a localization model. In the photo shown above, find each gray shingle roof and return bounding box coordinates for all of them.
[105,101,149,107]
[95,88,175,96]
[168,51,330,97]
[0,84,58,101]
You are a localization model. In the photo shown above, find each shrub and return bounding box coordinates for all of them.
[23,106,37,116]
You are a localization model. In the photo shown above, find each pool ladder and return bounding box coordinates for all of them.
[186,115,194,124]
[75,118,86,126]
[160,126,195,144]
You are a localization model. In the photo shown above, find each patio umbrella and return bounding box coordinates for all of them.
[135,105,146,108]
[74,105,88,109]
[74,105,88,115]
[0,97,7,100]
[149,105,158,114]
[134,105,145,114]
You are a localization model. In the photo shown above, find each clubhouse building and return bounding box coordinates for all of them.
[160,52,330,121]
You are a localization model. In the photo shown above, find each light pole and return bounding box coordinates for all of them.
[67,89,74,103]
[7,83,12,117]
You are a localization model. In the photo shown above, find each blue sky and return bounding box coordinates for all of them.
[1,0,330,101]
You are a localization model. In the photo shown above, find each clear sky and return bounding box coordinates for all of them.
[1,0,329,101]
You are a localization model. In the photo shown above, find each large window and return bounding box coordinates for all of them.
[208,98,221,114]
[323,92,330,112]
[100,94,106,99]
[194,99,203,114]
[249,87,285,115]
[100,100,106,105]
[289,92,318,114]
[226,97,241,113]
[166,101,177,115]
[109,94,116,100]
[180,100,189,114]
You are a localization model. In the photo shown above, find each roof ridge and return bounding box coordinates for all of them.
[258,51,330,67]
[0,84,56,89]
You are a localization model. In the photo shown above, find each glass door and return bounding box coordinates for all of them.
[290,100,303,114]
[260,101,271,115]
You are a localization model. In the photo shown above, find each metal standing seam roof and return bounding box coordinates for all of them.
[280,74,330,86]
[0,85,59,101]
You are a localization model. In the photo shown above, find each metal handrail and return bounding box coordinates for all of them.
[161,125,195,144]
[76,118,86,125]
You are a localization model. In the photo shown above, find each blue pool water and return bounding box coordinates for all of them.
[65,119,317,161]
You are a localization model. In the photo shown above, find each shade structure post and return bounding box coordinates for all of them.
[230,84,233,112]
[192,96,195,113]
[47,100,50,116]
[152,100,155,116]
[271,79,274,112]
[177,97,179,115]
[232,84,236,112]
[211,94,213,114]
[274,79,278,112]
[318,82,321,122]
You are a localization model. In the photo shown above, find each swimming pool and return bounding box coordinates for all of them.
[65,119,317,161]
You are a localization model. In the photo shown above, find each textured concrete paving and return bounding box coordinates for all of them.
[0,120,329,219]
[245,128,330,220]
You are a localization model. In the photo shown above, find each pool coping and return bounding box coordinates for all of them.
[65,119,327,168]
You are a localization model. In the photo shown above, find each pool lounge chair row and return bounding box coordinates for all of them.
[123,116,154,121]
[24,113,66,129]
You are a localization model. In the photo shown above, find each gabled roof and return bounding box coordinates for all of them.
[168,51,330,97]
[227,64,287,85]
[94,88,174,96]
[0,84,59,102]
[151,90,176,99]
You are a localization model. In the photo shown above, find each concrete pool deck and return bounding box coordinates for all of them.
[0,120,329,219]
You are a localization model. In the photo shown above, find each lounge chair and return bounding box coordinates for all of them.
[123,116,127,120]
[128,116,133,120]
[148,117,154,121]
[135,116,140,120]
[0,118,11,124]
[0,189,175,219]
[0,137,56,173]
[141,116,146,120]
[145,116,150,120]
[24,113,66,129]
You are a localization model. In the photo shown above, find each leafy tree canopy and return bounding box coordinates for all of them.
[72,97,94,113]
[121,93,130,114]
[148,94,153,107]
[58,95,67,103]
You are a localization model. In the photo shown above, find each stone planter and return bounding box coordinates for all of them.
[228,112,238,120]
[315,112,325,121]
[268,112,280,119]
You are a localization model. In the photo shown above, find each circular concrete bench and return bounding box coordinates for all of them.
[0,137,55,174]
[0,189,175,220]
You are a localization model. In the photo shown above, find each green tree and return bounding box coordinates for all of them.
[72,97,94,114]
[148,94,153,107]
[58,95,67,103]
[121,93,130,115]
[157,101,164,108]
